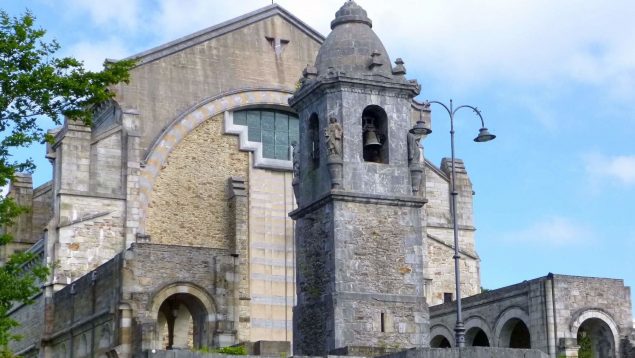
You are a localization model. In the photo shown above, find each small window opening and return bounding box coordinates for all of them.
[443,292,453,303]
[380,312,385,332]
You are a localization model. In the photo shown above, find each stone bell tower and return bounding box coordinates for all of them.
[289,1,429,355]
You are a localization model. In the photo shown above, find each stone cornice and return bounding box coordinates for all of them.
[289,189,427,219]
[289,75,420,109]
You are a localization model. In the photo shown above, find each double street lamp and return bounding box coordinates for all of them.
[422,99,495,348]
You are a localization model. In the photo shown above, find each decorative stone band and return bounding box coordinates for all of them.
[138,88,293,234]
[289,189,427,219]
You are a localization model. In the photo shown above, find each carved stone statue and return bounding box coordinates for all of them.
[407,131,421,165]
[324,117,343,160]
[407,131,423,195]
[291,141,300,201]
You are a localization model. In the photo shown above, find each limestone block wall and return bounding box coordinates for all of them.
[423,163,480,306]
[430,279,547,351]
[425,236,480,306]
[145,114,249,248]
[121,243,235,352]
[114,13,322,152]
[31,182,53,240]
[5,173,34,244]
[7,294,45,356]
[247,166,295,343]
[47,253,121,358]
[552,275,633,337]
[90,130,124,196]
[55,196,125,282]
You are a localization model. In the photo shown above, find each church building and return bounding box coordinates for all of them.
[3,2,633,358]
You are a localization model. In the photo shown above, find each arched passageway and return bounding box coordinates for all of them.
[430,335,452,348]
[499,318,531,349]
[466,327,490,347]
[156,293,209,349]
[577,318,616,358]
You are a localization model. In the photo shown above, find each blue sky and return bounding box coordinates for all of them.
[4,1,634,316]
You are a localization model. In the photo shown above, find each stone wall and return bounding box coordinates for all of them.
[383,347,549,358]
[247,167,295,343]
[146,114,248,248]
[46,253,121,358]
[429,274,634,358]
[121,243,236,352]
[423,163,480,306]
[7,294,45,356]
[55,196,125,282]
[115,13,322,152]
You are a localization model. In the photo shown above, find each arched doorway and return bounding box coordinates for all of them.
[466,327,490,347]
[430,335,452,348]
[499,318,531,348]
[150,283,217,350]
[156,293,208,349]
[577,318,616,358]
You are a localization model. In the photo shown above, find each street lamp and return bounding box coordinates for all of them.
[426,99,495,348]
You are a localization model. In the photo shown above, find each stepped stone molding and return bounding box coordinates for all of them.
[138,88,292,233]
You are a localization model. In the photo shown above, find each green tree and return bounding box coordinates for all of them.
[0,9,134,353]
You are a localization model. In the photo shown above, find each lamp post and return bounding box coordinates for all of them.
[426,99,495,348]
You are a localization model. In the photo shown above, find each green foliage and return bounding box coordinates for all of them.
[578,331,593,358]
[198,345,247,355]
[0,9,134,352]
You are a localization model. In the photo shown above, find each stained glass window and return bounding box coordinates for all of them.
[233,109,299,160]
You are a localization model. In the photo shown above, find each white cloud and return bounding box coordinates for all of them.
[62,0,142,31]
[43,0,635,99]
[65,38,132,71]
[584,153,635,186]
[498,216,593,247]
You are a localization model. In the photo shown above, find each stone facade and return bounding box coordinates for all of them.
[3,2,631,358]
[429,274,634,358]
[146,113,249,248]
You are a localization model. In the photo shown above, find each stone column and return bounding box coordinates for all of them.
[122,109,142,250]
[228,177,251,342]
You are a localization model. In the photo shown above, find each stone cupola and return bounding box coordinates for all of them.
[314,0,396,80]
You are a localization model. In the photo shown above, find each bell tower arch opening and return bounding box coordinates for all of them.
[362,105,389,164]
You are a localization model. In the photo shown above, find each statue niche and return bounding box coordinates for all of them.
[362,105,389,164]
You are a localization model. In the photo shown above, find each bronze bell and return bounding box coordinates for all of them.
[363,124,382,149]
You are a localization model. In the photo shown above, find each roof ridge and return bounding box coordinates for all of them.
[121,4,325,66]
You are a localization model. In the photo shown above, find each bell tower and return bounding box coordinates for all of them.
[289,1,429,355]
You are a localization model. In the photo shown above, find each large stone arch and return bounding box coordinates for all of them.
[149,282,217,349]
[570,309,620,358]
[464,315,492,347]
[430,324,454,348]
[493,306,531,348]
[138,88,293,234]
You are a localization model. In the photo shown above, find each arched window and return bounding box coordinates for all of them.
[362,105,388,164]
[308,113,320,167]
[233,109,299,160]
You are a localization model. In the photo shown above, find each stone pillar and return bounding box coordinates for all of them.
[58,119,92,193]
[116,303,133,358]
[228,176,251,342]
[6,173,34,242]
[122,109,142,249]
